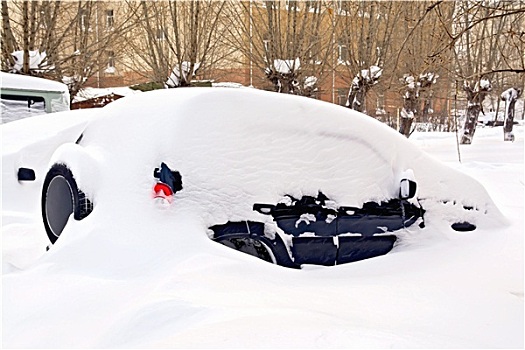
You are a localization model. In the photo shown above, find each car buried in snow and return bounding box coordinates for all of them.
[24,87,500,269]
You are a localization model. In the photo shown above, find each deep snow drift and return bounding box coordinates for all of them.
[2,89,523,348]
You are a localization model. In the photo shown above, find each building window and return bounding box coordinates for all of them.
[156,28,165,41]
[338,42,349,63]
[376,92,386,116]
[106,9,114,29]
[79,9,88,30]
[263,40,271,62]
[108,51,115,67]
[337,88,348,106]
[105,51,115,74]
[308,39,321,64]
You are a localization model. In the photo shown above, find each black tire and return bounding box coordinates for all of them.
[219,237,276,263]
[41,163,93,244]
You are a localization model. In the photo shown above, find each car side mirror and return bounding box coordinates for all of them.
[18,167,36,181]
[400,179,417,199]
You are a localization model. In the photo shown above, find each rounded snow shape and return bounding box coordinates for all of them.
[42,163,93,244]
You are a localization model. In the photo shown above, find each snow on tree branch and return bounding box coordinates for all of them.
[166,62,201,88]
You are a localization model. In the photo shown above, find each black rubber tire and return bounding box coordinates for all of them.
[41,163,92,244]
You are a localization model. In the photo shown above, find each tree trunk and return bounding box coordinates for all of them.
[22,1,30,74]
[399,90,418,137]
[346,84,366,112]
[399,75,420,137]
[399,113,414,136]
[460,80,491,144]
[502,87,522,141]
[1,1,17,69]
[460,103,482,144]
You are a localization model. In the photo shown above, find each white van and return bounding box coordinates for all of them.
[1,72,70,124]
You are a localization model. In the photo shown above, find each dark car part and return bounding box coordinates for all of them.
[17,167,36,181]
[210,220,399,268]
[41,163,93,244]
[153,162,183,194]
[451,222,477,232]
[210,221,300,269]
[253,192,424,238]
[292,235,398,266]
[211,193,424,268]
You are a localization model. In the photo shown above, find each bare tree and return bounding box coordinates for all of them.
[1,1,133,98]
[501,87,522,141]
[122,0,228,88]
[62,2,133,97]
[1,1,17,70]
[461,78,492,143]
[444,1,525,144]
[335,1,402,112]
[398,73,439,137]
[394,1,452,136]
[223,0,335,96]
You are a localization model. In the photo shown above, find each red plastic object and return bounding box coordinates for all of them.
[153,182,174,203]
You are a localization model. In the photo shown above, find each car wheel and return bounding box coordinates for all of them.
[220,237,276,263]
[41,163,93,244]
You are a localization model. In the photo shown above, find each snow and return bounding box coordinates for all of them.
[211,82,244,89]
[2,88,523,348]
[73,86,141,103]
[404,74,416,89]
[480,78,492,90]
[501,87,521,101]
[274,58,300,74]
[1,99,46,124]
[9,50,50,73]
[1,72,71,123]
[400,108,414,120]
[304,75,317,88]
[361,65,382,81]
[166,62,201,88]
[1,71,68,93]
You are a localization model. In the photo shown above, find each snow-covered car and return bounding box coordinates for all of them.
[1,72,70,124]
[30,88,500,268]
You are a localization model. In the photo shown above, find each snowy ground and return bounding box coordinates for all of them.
[1,97,523,348]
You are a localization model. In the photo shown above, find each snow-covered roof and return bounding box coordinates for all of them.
[0,72,68,93]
